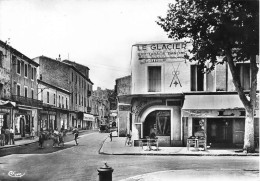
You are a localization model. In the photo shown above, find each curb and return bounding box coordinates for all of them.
[99,152,259,156]
[99,139,259,156]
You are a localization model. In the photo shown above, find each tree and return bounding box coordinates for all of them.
[157,0,259,153]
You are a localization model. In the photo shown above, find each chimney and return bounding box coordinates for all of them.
[58,54,61,61]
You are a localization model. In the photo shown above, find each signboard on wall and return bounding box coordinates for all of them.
[136,42,189,64]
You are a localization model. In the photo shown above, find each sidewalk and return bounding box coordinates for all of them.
[0,129,92,150]
[100,136,259,156]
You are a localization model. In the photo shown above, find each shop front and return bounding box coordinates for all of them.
[83,113,95,130]
[39,110,57,132]
[13,107,35,138]
[0,101,15,132]
[182,94,259,148]
[130,94,183,147]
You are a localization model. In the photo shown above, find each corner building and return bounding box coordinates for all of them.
[118,41,259,148]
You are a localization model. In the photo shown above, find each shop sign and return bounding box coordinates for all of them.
[136,42,189,64]
[83,113,94,121]
[119,105,131,111]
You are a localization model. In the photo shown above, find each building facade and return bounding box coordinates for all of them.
[38,80,70,132]
[0,40,40,138]
[117,41,259,148]
[92,87,110,129]
[33,56,94,131]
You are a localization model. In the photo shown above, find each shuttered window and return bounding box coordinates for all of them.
[148,66,161,92]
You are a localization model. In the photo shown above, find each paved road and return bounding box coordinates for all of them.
[0,132,258,181]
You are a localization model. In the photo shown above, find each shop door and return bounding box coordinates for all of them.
[207,118,233,147]
[20,117,25,137]
[233,119,244,146]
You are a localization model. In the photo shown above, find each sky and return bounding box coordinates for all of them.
[0,0,172,90]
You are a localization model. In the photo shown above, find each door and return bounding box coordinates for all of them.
[233,118,245,146]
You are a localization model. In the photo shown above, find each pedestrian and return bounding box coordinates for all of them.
[72,126,79,146]
[110,132,112,142]
[10,127,15,145]
[58,129,65,147]
[52,129,59,147]
[5,127,10,145]
[39,129,45,148]
[0,127,5,146]
[125,130,132,146]
[31,127,35,140]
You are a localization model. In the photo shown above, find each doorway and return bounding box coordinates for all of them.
[207,118,233,148]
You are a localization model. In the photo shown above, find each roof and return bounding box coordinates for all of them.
[0,40,39,67]
[35,55,94,85]
[38,79,70,94]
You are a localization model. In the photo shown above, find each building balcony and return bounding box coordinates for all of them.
[11,95,43,107]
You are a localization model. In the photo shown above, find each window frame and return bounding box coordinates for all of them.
[47,91,50,104]
[17,84,21,96]
[148,66,162,92]
[24,63,28,78]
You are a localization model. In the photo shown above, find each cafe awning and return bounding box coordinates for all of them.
[182,94,244,110]
[0,100,16,107]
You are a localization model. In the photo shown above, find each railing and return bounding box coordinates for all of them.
[11,95,43,107]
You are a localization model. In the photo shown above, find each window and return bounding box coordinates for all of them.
[71,94,73,104]
[47,92,49,103]
[76,75,77,84]
[79,95,80,106]
[24,87,28,98]
[72,72,74,82]
[31,67,34,80]
[79,77,81,87]
[191,65,204,91]
[237,63,250,90]
[82,96,83,106]
[24,64,28,77]
[62,96,64,108]
[216,63,227,91]
[59,95,61,107]
[54,94,56,105]
[31,89,34,99]
[0,115,4,130]
[17,84,21,96]
[0,51,3,67]
[75,93,77,104]
[148,66,161,92]
[15,57,21,74]
[66,98,68,109]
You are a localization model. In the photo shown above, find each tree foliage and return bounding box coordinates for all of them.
[157,0,258,72]
[157,0,259,153]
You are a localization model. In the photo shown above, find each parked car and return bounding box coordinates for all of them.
[99,125,109,133]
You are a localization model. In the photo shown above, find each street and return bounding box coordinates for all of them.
[0,132,259,181]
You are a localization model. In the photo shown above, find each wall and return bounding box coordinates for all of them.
[0,45,11,99]
[116,76,131,96]
[131,42,191,94]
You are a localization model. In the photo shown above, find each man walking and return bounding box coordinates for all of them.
[72,126,79,146]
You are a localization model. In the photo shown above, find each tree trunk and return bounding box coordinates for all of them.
[225,50,258,153]
[243,107,255,153]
